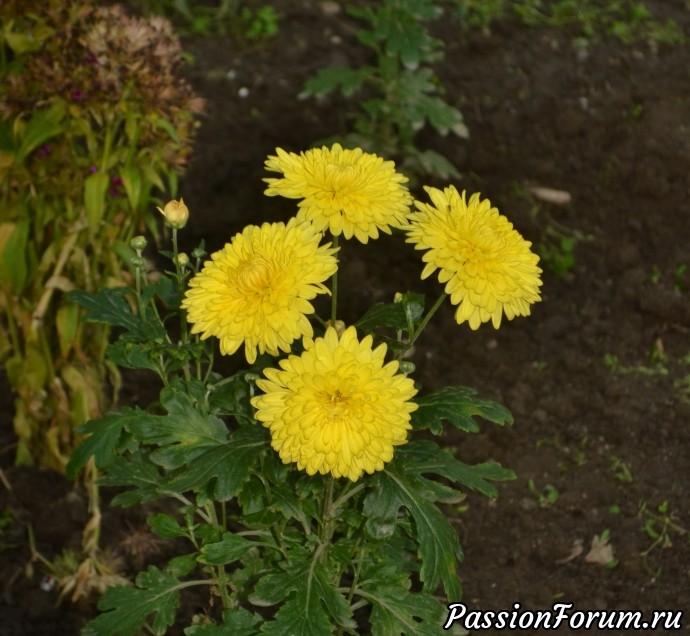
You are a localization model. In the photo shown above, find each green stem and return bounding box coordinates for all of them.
[331,482,366,513]
[330,234,340,325]
[400,292,447,357]
[319,477,336,563]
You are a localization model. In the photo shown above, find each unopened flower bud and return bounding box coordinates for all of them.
[130,235,148,252]
[157,198,189,229]
[327,319,347,336]
[130,255,145,269]
[394,292,404,303]
[175,252,190,267]
[191,245,207,260]
[398,361,416,376]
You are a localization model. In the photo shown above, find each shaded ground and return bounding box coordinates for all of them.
[2,2,690,634]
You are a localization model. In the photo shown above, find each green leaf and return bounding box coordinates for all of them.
[68,288,146,336]
[100,456,169,507]
[412,386,513,435]
[15,100,66,161]
[153,117,181,143]
[185,608,262,635]
[167,425,268,501]
[356,292,425,333]
[166,554,197,578]
[66,407,157,478]
[199,532,253,565]
[84,171,110,234]
[130,388,229,469]
[396,441,516,498]
[366,586,444,636]
[300,66,367,99]
[82,566,182,636]
[0,219,29,292]
[257,557,354,634]
[148,513,188,539]
[119,165,143,211]
[364,463,462,600]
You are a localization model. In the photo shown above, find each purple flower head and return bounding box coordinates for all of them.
[36,144,52,159]
[89,165,98,174]
[71,90,85,101]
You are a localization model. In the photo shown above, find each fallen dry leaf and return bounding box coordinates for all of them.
[585,534,615,566]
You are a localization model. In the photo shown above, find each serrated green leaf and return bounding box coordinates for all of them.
[257,557,354,635]
[260,596,332,636]
[365,586,444,636]
[300,66,367,99]
[396,441,516,498]
[365,461,462,600]
[130,388,229,469]
[68,288,143,335]
[185,608,262,635]
[166,554,197,578]
[66,407,156,478]
[106,340,161,373]
[100,456,169,507]
[83,567,182,636]
[167,425,268,501]
[148,513,187,539]
[412,386,513,435]
[199,532,253,565]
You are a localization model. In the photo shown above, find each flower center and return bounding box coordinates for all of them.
[235,256,274,295]
[323,389,353,423]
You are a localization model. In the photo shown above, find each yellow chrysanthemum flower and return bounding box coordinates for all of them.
[406,185,542,330]
[251,326,418,481]
[182,219,338,363]
[263,143,412,243]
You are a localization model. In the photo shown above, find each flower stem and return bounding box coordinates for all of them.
[319,477,336,563]
[401,292,447,357]
[330,234,340,325]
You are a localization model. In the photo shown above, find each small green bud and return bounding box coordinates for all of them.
[398,361,416,376]
[130,235,147,252]
[192,245,207,260]
[130,255,145,268]
[175,252,190,267]
[394,292,404,303]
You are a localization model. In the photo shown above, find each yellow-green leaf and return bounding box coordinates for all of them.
[0,220,29,292]
[56,302,80,357]
[84,171,109,234]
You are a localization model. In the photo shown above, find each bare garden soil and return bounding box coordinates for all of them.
[2,2,690,634]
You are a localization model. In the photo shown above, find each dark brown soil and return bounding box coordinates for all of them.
[2,2,690,634]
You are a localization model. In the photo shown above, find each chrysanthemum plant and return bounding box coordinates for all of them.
[301,0,467,181]
[68,144,542,634]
